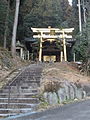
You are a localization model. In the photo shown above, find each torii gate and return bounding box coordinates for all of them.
[31,27,74,62]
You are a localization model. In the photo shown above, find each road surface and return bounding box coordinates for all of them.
[3,99,90,120]
[35,100,90,120]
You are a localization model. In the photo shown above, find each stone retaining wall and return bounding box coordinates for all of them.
[42,81,86,105]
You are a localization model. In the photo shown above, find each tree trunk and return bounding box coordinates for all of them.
[4,0,10,49]
[11,0,20,56]
[86,1,90,75]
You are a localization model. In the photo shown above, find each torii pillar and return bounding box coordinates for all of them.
[62,30,67,62]
[39,32,43,62]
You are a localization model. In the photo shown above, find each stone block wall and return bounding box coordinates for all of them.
[42,81,86,105]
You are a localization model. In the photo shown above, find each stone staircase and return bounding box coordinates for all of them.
[0,64,43,117]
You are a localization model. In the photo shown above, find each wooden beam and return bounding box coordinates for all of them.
[31,28,74,33]
[63,31,67,61]
[33,35,72,39]
[39,32,43,62]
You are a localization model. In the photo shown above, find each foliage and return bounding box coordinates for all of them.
[73,32,88,61]
[43,80,62,93]
[72,0,90,63]
[23,0,72,37]
[0,0,72,47]
[0,0,8,46]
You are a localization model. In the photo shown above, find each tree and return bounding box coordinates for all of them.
[0,0,7,46]
[11,0,20,55]
[60,0,72,27]
[3,0,10,48]
[86,1,90,72]
[71,0,90,75]
[0,0,16,48]
[73,31,88,61]
[23,0,72,37]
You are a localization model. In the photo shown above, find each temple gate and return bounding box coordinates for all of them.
[31,27,74,62]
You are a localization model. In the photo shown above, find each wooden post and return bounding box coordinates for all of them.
[61,51,63,62]
[20,48,23,59]
[73,53,76,62]
[27,51,29,60]
[39,32,43,62]
[22,54,24,60]
[62,30,67,61]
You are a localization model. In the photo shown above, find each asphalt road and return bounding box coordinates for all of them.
[35,99,90,120]
[2,99,90,120]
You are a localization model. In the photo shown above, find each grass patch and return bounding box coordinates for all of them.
[39,102,49,109]
[62,99,75,104]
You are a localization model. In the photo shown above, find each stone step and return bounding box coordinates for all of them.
[0,113,17,117]
[20,85,39,89]
[0,111,36,117]
[0,91,38,98]
[0,93,38,98]
[0,64,43,117]
[0,104,31,109]
[0,102,38,105]
[3,84,39,90]
[1,88,38,93]
[12,74,41,78]
[4,81,40,88]
[0,95,37,98]
[22,80,40,84]
[4,86,30,90]
[0,98,39,103]
[17,75,41,78]
[0,103,38,108]
[20,89,38,93]
[0,108,32,114]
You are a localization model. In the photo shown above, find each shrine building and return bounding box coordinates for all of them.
[31,26,75,62]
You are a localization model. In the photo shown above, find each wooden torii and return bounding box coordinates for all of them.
[31,27,74,62]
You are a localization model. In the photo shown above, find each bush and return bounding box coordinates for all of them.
[44,80,62,92]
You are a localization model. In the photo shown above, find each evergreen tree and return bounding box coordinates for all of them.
[0,0,8,46]
[86,1,90,61]
[23,0,71,37]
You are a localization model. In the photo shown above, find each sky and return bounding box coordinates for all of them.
[68,0,72,5]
